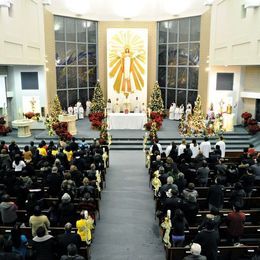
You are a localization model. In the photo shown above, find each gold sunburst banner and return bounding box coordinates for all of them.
[107,28,148,108]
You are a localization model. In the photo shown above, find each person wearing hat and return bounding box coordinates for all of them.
[58,193,75,226]
[183,243,206,259]
[57,223,81,257]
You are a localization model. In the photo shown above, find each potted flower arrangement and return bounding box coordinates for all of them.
[89,112,104,130]
[24,112,40,120]
[144,112,163,131]
[241,112,252,126]
[52,122,72,141]
[0,116,11,136]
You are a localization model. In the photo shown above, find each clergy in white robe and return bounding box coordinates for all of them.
[169,103,176,120]
[174,106,180,120]
[215,136,226,158]
[76,100,82,109]
[113,98,121,113]
[134,97,140,113]
[141,103,146,114]
[85,100,91,116]
[199,137,212,158]
[78,106,84,119]
[179,104,184,120]
[107,99,113,113]
[68,106,73,115]
[73,106,79,120]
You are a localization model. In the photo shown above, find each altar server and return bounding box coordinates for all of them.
[73,106,79,120]
[85,100,91,116]
[78,105,84,119]
[68,106,73,115]
[174,106,180,120]
[141,103,146,114]
[134,97,140,113]
[169,103,176,120]
[107,99,112,113]
[113,98,121,113]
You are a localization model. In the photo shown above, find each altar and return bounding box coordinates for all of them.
[58,114,77,135]
[107,113,147,130]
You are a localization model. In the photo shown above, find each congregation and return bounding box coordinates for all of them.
[149,137,260,260]
[0,137,108,259]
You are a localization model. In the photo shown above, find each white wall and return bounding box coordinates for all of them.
[207,66,242,124]
[210,0,260,65]
[7,65,47,120]
[0,0,45,65]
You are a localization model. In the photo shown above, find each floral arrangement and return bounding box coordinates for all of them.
[144,112,163,131]
[99,122,109,144]
[241,112,252,126]
[24,112,40,120]
[52,122,72,141]
[241,112,259,134]
[0,116,11,136]
[89,112,105,130]
[149,121,158,142]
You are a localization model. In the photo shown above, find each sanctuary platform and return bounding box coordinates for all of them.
[1,118,259,152]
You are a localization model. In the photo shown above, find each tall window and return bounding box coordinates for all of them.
[157,16,200,108]
[54,16,98,109]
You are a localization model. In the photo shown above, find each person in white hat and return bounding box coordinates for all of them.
[183,243,207,259]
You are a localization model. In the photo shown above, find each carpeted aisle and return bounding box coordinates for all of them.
[91,150,165,260]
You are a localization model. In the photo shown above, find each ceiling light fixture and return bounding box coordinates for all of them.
[65,0,90,16]
[162,0,191,16]
[112,0,146,19]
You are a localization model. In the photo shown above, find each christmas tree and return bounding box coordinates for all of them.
[91,80,106,113]
[192,95,206,133]
[149,81,164,113]
[50,95,62,122]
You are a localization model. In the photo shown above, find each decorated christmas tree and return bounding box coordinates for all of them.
[91,80,106,113]
[192,95,206,132]
[149,81,164,113]
[50,95,62,123]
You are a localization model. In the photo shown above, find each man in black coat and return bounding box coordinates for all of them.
[194,220,219,260]
[57,223,81,257]
[207,178,224,210]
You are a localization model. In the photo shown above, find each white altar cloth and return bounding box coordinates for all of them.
[107,113,147,130]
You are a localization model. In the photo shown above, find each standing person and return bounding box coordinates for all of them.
[178,139,186,157]
[252,157,260,180]
[31,226,56,260]
[29,206,50,237]
[76,210,94,245]
[190,139,199,159]
[171,209,189,247]
[199,137,211,158]
[57,223,81,257]
[183,243,207,260]
[197,161,210,187]
[133,97,140,113]
[194,220,219,260]
[60,243,85,260]
[85,100,91,117]
[226,204,246,245]
[240,168,255,197]
[11,224,28,258]
[216,136,226,158]
[0,194,17,225]
[207,178,224,210]
[169,103,176,120]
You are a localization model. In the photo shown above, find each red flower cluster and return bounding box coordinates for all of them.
[241,112,252,120]
[89,112,105,130]
[144,112,163,131]
[0,116,11,136]
[52,122,72,141]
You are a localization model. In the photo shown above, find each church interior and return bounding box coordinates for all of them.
[0,0,260,259]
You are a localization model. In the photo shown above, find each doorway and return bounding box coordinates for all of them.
[256,99,260,122]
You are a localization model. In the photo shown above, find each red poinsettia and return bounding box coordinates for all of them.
[52,122,72,141]
[241,112,252,120]
[248,124,260,134]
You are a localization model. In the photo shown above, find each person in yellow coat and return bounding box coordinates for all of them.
[76,210,94,245]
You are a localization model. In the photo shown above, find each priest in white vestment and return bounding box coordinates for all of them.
[107,99,113,113]
[174,106,180,120]
[169,103,176,120]
[85,100,91,116]
[78,106,84,119]
[68,106,73,115]
[215,136,226,158]
[141,103,146,114]
[73,106,79,120]
[134,97,140,113]
[199,137,212,158]
[113,98,121,113]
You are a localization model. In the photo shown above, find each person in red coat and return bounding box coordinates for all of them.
[226,204,246,245]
